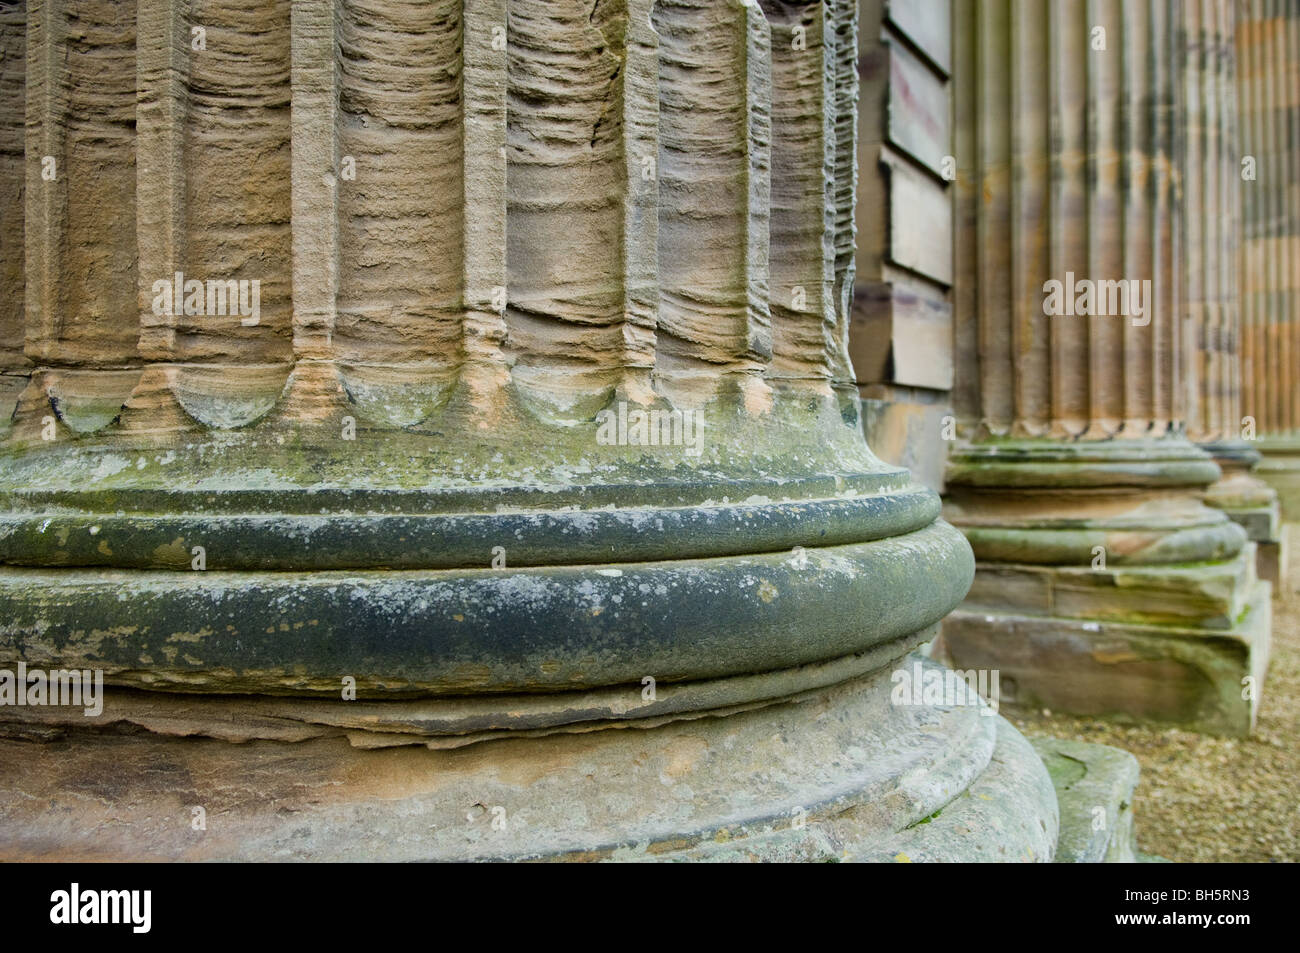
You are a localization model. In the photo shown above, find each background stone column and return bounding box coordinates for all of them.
[0,0,1060,861]
[1182,0,1283,584]
[937,0,1270,736]
[1237,0,1300,525]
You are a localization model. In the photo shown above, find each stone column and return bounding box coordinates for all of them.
[0,0,1059,861]
[938,0,1270,736]
[1182,0,1283,585]
[1238,0,1300,525]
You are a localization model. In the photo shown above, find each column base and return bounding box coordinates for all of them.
[1212,502,1280,543]
[944,438,1269,735]
[936,566,1271,736]
[1219,504,1285,589]
[1255,440,1300,523]
[1201,443,1285,587]
[0,653,1060,862]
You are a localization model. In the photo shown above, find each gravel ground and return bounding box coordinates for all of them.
[1006,529,1300,863]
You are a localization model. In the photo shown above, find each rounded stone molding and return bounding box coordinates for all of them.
[0,521,974,695]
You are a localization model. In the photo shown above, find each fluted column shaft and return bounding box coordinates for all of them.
[953,0,1183,439]
[1185,0,1244,448]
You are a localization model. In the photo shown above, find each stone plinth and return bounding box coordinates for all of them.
[0,0,1060,860]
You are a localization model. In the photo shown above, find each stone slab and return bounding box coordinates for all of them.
[1030,736,1140,863]
[1220,504,1281,543]
[937,583,1272,736]
[962,547,1258,630]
